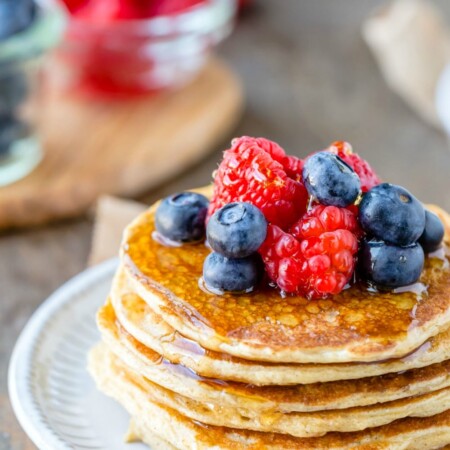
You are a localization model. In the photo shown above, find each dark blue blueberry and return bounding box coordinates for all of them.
[359,183,425,246]
[155,192,209,243]
[207,202,267,258]
[419,210,445,253]
[360,238,424,288]
[203,252,263,293]
[0,0,36,40]
[302,151,361,207]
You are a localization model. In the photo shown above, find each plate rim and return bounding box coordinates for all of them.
[8,257,118,450]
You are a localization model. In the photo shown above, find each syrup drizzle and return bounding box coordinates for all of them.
[123,210,450,352]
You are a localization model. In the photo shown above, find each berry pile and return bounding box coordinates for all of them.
[154,137,446,299]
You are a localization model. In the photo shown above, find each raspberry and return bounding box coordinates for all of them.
[327,141,380,192]
[208,137,307,229]
[248,137,304,181]
[259,205,359,299]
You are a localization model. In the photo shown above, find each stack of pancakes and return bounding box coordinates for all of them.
[89,188,450,449]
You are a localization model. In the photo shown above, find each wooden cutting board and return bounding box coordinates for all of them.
[0,57,243,229]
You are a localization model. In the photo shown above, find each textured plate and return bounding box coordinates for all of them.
[8,258,148,450]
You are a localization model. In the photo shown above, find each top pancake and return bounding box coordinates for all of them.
[110,271,450,386]
[121,187,450,364]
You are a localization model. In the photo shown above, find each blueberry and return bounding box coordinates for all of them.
[360,239,424,288]
[419,210,445,253]
[0,0,36,40]
[203,252,262,293]
[359,183,425,246]
[207,202,267,258]
[302,152,361,207]
[155,192,209,243]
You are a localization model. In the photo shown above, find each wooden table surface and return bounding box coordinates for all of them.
[2,1,450,448]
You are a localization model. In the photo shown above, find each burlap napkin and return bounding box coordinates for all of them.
[363,0,450,128]
[89,196,146,266]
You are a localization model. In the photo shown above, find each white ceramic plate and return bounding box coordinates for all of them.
[8,258,148,450]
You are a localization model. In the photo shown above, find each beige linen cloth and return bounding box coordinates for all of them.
[89,196,146,266]
[363,0,450,128]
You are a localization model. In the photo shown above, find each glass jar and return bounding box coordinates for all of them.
[0,0,65,187]
[57,0,237,96]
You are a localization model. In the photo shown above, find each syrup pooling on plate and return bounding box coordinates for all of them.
[123,210,450,350]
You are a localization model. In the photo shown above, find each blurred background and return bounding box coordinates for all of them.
[2,0,450,447]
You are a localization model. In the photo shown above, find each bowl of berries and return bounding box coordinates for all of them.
[57,0,237,96]
[0,0,65,186]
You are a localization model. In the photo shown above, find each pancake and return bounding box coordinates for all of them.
[90,343,450,437]
[112,266,450,386]
[99,299,450,415]
[89,343,450,449]
[91,187,450,447]
[121,187,450,364]
[125,422,176,450]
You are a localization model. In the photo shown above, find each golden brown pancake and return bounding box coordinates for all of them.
[124,422,175,450]
[98,299,450,416]
[121,187,450,364]
[90,344,450,437]
[89,343,450,449]
[90,189,450,448]
[111,267,450,385]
